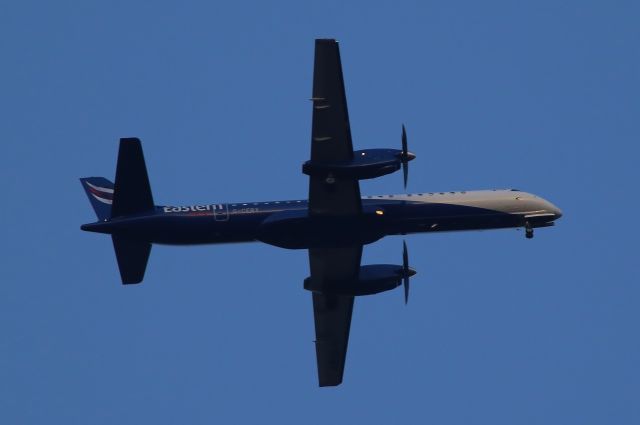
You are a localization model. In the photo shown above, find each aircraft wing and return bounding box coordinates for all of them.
[306,39,364,386]
[309,246,362,386]
[308,39,361,216]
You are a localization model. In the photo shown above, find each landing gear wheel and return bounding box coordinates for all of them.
[525,222,534,239]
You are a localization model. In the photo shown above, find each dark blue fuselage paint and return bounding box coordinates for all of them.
[81,190,562,250]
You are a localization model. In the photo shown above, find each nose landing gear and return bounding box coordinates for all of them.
[525,221,534,239]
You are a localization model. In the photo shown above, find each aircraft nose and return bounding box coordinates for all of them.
[546,201,563,220]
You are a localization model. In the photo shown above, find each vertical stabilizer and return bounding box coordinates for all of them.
[80,177,114,221]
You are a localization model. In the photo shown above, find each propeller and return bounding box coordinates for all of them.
[400,124,416,190]
[401,240,417,304]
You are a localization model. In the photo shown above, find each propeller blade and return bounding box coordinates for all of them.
[401,124,409,189]
[403,161,409,190]
[403,241,410,304]
[404,276,410,305]
[401,124,408,157]
[403,240,409,270]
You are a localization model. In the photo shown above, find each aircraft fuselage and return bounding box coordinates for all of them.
[81,189,562,249]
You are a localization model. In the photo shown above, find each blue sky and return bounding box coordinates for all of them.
[1,1,638,424]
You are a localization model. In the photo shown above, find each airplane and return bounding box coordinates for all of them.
[80,38,562,387]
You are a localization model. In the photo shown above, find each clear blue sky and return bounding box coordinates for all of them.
[1,1,638,424]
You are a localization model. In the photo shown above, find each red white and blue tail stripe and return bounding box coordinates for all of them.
[80,177,114,221]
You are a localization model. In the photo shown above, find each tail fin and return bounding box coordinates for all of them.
[80,138,155,284]
[112,137,154,218]
[80,177,114,221]
[112,235,152,284]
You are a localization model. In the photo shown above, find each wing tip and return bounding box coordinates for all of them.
[319,377,343,387]
[316,38,338,45]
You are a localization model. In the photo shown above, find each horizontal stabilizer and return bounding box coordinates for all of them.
[112,235,151,284]
[111,138,154,218]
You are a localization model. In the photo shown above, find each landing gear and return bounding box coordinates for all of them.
[525,221,534,239]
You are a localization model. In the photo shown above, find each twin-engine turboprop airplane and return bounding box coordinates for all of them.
[80,39,562,387]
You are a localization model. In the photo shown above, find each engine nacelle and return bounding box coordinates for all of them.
[304,264,414,296]
[302,149,404,181]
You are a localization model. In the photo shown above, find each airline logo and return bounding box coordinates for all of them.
[86,181,113,205]
[163,205,219,213]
